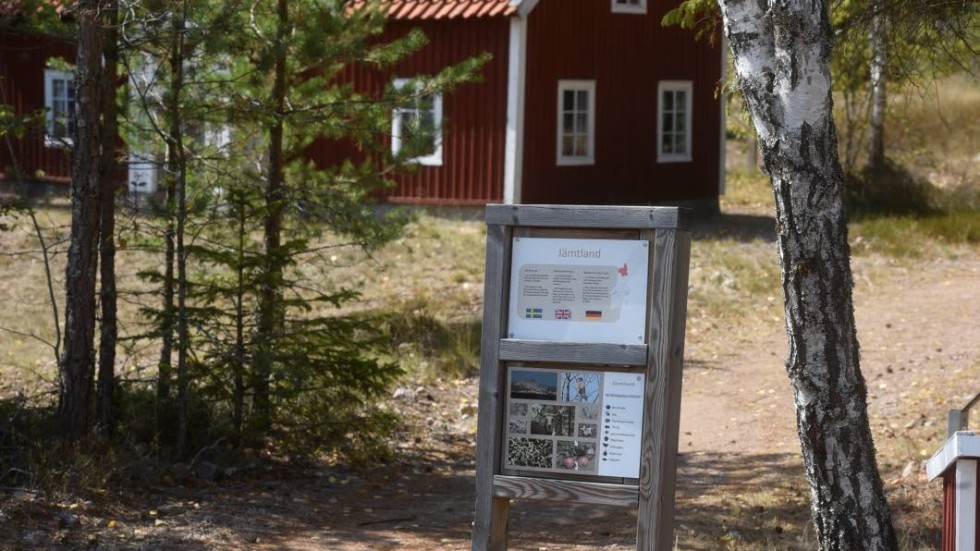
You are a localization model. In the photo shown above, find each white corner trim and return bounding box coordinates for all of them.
[955,459,977,551]
[512,0,541,17]
[926,431,980,480]
[503,17,527,205]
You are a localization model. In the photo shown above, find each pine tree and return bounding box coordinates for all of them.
[122,0,486,455]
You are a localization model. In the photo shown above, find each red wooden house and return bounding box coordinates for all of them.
[0,23,76,187]
[322,0,725,210]
[2,0,725,210]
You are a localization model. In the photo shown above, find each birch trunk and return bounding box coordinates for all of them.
[717,0,898,548]
[867,5,888,171]
[59,0,103,441]
[167,0,191,457]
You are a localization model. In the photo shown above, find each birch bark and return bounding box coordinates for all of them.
[867,4,888,171]
[717,0,898,548]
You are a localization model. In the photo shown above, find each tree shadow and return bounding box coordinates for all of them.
[1,431,940,549]
[30,448,814,550]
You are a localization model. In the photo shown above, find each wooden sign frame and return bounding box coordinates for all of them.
[472,205,692,551]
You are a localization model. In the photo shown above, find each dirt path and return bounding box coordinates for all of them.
[681,257,979,457]
[4,255,976,550]
[281,256,978,550]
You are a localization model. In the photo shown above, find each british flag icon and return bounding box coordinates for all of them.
[554,309,571,320]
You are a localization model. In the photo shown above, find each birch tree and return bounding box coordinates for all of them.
[717,0,898,548]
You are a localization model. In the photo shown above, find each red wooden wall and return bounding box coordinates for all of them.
[0,30,75,185]
[520,0,722,205]
[307,17,510,205]
[944,470,956,551]
[942,464,980,551]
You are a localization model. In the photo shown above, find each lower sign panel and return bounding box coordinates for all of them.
[504,366,645,478]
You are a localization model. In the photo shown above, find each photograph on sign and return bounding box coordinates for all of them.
[503,366,645,478]
[507,238,649,344]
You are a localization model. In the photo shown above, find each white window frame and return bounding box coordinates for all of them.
[556,79,596,166]
[611,0,647,14]
[657,80,693,163]
[44,68,75,148]
[391,77,443,166]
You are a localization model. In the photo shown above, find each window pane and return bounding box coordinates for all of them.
[562,135,574,156]
[575,135,587,156]
[663,91,673,111]
[676,114,686,133]
[576,112,588,134]
[675,91,687,112]
[420,111,435,131]
[576,90,588,111]
[563,90,575,111]
[399,111,415,131]
[662,138,673,154]
[663,112,673,132]
[563,113,575,133]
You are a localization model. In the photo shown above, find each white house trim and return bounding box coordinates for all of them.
[656,80,693,163]
[391,77,443,166]
[511,0,541,17]
[555,79,596,166]
[611,0,647,15]
[43,68,74,148]
[503,16,528,204]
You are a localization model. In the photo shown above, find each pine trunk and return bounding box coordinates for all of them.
[60,0,103,441]
[167,2,191,456]
[233,195,247,442]
[96,0,120,435]
[253,0,290,436]
[718,0,898,548]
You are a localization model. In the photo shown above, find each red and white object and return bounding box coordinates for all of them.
[928,431,980,551]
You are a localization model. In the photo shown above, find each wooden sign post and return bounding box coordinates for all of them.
[472,205,692,551]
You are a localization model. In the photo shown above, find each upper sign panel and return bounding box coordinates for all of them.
[507,238,649,345]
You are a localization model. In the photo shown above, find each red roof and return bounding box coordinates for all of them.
[350,0,517,20]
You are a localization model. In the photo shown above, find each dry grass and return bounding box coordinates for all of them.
[888,74,980,189]
[0,205,70,397]
[0,74,976,551]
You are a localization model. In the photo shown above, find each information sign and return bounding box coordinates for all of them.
[504,367,645,478]
[507,238,649,344]
[472,205,692,551]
